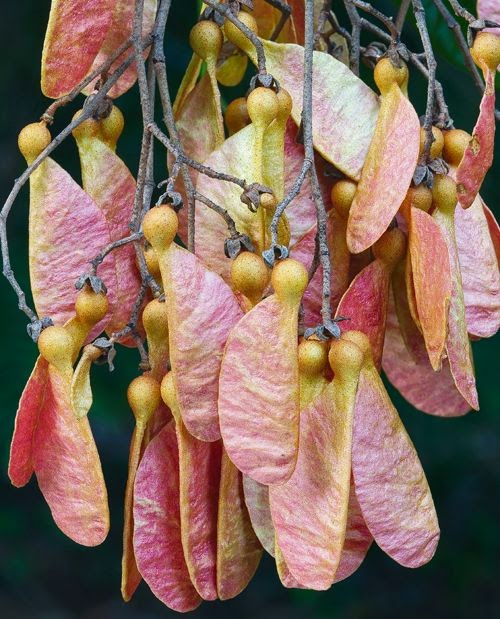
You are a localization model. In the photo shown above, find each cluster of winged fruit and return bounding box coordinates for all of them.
[6,0,500,613]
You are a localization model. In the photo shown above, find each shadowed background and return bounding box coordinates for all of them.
[0,1,498,617]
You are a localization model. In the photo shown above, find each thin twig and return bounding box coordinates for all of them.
[412,0,438,161]
[395,0,412,34]
[90,232,144,274]
[194,191,239,236]
[303,0,332,327]
[344,1,362,74]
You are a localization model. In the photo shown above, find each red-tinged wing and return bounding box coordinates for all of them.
[133,422,202,612]
[175,72,226,241]
[352,365,440,567]
[334,482,373,583]
[257,41,379,180]
[195,121,321,280]
[433,208,479,410]
[383,292,470,416]
[455,196,500,338]
[291,210,350,327]
[29,158,117,330]
[269,383,352,590]
[41,0,115,98]
[217,451,262,600]
[219,295,300,484]
[75,133,142,342]
[32,365,109,546]
[82,0,158,98]
[161,245,243,442]
[483,202,500,264]
[176,419,221,601]
[8,357,49,487]
[409,207,452,369]
[243,477,275,556]
[347,84,420,253]
[478,0,500,34]
[335,260,390,370]
[456,67,496,208]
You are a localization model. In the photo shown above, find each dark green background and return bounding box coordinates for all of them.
[0,1,498,617]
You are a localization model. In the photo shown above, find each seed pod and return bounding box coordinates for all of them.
[442,129,471,167]
[18,122,51,164]
[419,126,444,161]
[37,325,74,374]
[470,31,500,72]
[373,57,409,96]
[142,206,178,253]
[271,258,309,305]
[127,375,162,429]
[230,251,270,307]
[331,180,357,220]
[372,227,407,270]
[75,287,109,326]
[223,10,258,54]
[100,105,125,150]
[189,20,223,61]
[225,97,251,136]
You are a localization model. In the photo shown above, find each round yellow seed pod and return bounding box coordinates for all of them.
[409,184,433,212]
[225,97,251,135]
[18,122,51,163]
[328,338,365,377]
[144,245,162,279]
[142,206,178,252]
[276,87,293,122]
[100,105,125,148]
[330,180,357,220]
[271,258,308,304]
[260,192,277,211]
[340,330,371,361]
[298,340,328,377]
[374,57,409,95]
[142,299,169,343]
[127,375,161,427]
[223,10,258,52]
[419,126,444,160]
[160,371,176,410]
[189,20,223,60]
[372,227,406,268]
[75,287,109,326]
[247,87,280,129]
[37,325,74,370]
[470,32,500,72]
[231,251,270,305]
[432,174,457,215]
[442,129,471,167]
[71,109,101,141]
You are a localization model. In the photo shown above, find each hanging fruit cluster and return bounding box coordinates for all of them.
[3,0,500,612]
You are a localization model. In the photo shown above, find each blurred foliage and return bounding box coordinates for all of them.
[0,2,498,618]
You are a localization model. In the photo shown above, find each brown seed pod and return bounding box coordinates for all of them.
[225,97,251,136]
